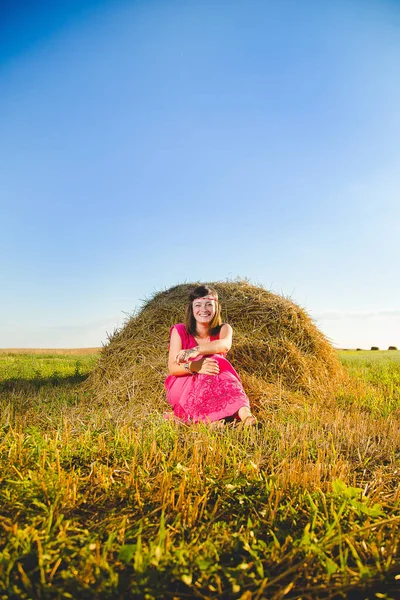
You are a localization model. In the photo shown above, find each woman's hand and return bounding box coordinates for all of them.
[175,347,200,364]
[197,358,220,376]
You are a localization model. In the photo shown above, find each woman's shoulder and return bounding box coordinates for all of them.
[171,323,187,334]
[170,323,189,341]
[210,322,232,340]
[170,323,192,349]
[213,322,232,333]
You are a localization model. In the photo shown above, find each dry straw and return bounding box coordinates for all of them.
[86,280,346,418]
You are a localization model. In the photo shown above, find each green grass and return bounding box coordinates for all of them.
[0,352,98,381]
[337,351,400,418]
[0,350,399,599]
[339,349,400,365]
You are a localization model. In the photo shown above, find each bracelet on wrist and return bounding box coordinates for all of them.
[184,362,195,375]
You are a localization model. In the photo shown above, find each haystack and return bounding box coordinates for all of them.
[86,281,345,416]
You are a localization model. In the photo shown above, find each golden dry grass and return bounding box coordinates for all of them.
[0,349,399,598]
[0,347,101,355]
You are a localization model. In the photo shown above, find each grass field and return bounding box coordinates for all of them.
[0,349,399,599]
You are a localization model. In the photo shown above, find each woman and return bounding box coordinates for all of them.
[165,285,257,426]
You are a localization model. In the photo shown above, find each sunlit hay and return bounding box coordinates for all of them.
[86,280,345,418]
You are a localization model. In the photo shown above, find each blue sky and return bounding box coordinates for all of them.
[1,0,399,349]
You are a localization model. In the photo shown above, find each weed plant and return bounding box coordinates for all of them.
[0,351,399,599]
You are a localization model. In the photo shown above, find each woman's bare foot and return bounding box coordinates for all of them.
[209,420,226,430]
[242,414,258,427]
[238,407,258,427]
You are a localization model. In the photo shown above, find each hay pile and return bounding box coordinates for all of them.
[87,281,345,416]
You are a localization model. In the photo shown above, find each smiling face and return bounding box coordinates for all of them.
[192,296,217,326]
[185,285,222,336]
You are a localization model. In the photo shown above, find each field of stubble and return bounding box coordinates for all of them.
[0,349,399,599]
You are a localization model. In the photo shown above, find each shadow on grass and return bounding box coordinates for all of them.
[0,373,89,394]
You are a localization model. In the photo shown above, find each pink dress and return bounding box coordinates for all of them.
[164,323,250,423]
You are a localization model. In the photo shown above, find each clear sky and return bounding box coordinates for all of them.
[1,0,399,349]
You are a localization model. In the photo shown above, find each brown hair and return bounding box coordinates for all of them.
[185,285,222,337]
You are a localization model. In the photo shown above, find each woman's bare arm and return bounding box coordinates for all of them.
[168,327,188,376]
[168,327,224,375]
[175,324,233,363]
[198,323,233,354]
